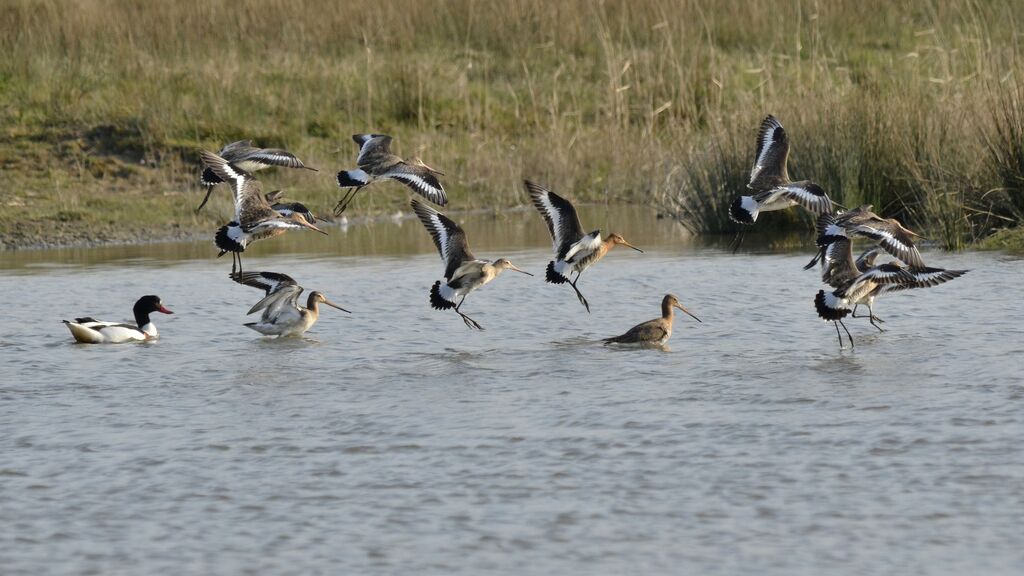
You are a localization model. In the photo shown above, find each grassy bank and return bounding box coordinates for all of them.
[1,0,1021,248]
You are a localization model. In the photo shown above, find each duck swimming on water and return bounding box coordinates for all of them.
[63,295,173,344]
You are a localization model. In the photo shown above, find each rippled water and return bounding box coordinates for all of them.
[2,207,1022,575]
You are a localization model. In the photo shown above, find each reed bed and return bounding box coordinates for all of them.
[1,0,1021,247]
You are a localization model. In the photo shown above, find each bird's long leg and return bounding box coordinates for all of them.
[333,186,363,216]
[230,252,238,274]
[454,296,484,330]
[729,229,746,254]
[838,319,855,349]
[867,303,885,332]
[833,320,843,347]
[195,185,216,213]
[569,272,591,313]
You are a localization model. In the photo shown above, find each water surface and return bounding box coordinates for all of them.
[2,207,1022,575]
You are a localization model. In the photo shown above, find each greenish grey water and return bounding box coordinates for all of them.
[1,206,1022,575]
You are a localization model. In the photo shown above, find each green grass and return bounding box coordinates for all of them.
[1,0,1022,248]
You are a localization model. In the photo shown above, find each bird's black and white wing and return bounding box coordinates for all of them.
[878,267,967,294]
[239,148,313,170]
[854,247,885,272]
[230,271,304,316]
[385,164,448,206]
[200,150,267,222]
[847,220,926,269]
[748,115,790,191]
[759,181,833,215]
[353,134,393,166]
[411,198,474,281]
[838,263,915,298]
[524,180,586,260]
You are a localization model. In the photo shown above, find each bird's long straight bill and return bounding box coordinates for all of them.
[301,220,329,235]
[622,241,644,253]
[674,303,701,322]
[323,299,350,313]
[510,265,534,276]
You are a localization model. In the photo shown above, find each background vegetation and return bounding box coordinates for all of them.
[1,0,1021,249]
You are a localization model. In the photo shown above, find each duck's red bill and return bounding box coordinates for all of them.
[157,305,174,314]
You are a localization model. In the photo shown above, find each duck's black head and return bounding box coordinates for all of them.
[133,295,173,326]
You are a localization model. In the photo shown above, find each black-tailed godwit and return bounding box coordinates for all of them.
[525,180,643,313]
[411,198,532,330]
[197,140,317,212]
[231,271,349,337]
[334,134,447,215]
[603,294,701,347]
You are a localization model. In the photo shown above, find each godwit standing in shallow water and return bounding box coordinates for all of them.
[334,134,447,215]
[63,295,173,343]
[231,271,349,337]
[411,198,532,330]
[729,115,835,251]
[200,150,328,272]
[603,294,702,347]
[197,140,317,212]
[525,180,643,313]
[811,213,967,348]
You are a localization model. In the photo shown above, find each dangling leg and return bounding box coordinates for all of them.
[833,320,843,348]
[454,296,484,330]
[729,229,746,255]
[838,319,855,349]
[195,185,216,213]
[867,303,885,332]
[333,186,363,216]
[569,272,591,313]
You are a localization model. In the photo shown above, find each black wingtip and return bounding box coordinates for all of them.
[337,171,364,188]
[545,261,568,285]
[804,247,824,270]
[429,281,456,310]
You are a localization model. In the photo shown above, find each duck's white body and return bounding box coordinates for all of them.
[63,295,173,344]
[64,320,157,343]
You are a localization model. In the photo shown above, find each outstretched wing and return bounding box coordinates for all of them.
[847,219,925,269]
[239,148,312,170]
[524,180,586,260]
[411,198,474,281]
[879,267,967,294]
[762,181,832,215]
[230,271,298,296]
[353,134,393,166]
[384,163,448,206]
[748,115,790,190]
[200,150,272,223]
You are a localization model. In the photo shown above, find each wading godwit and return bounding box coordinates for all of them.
[729,115,834,251]
[231,271,349,337]
[812,216,967,347]
[603,294,701,347]
[63,295,173,343]
[334,134,447,215]
[197,140,317,212]
[525,180,643,313]
[411,198,532,330]
[200,150,328,273]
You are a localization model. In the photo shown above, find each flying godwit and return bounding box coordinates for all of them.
[603,294,701,347]
[805,205,927,270]
[197,140,317,212]
[200,150,328,272]
[411,198,532,330]
[63,295,173,343]
[231,271,349,337]
[334,134,447,215]
[728,116,835,251]
[525,180,643,313]
[264,190,318,224]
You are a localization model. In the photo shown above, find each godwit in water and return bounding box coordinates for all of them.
[411,198,532,330]
[525,180,643,313]
[200,150,327,272]
[197,140,317,212]
[603,294,701,347]
[729,115,835,250]
[334,134,447,215]
[231,271,349,337]
[812,214,967,347]
[63,295,173,343]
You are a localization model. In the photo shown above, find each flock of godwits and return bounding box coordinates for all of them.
[62,115,967,349]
